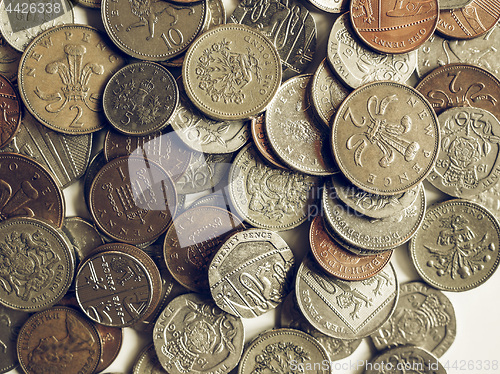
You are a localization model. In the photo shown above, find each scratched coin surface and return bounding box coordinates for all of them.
[266,74,337,176]
[427,107,500,199]
[153,293,244,374]
[370,281,456,357]
[331,81,440,195]
[209,228,295,318]
[250,114,288,169]
[328,13,417,89]
[183,24,282,120]
[229,0,316,80]
[101,0,207,61]
[17,24,127,134]
[410,199,500,292]
[296,254,399,339]
[0,34,21,82]
[0,72,20,149]
[228,144,321,231]
[0,304,30,373]
[17,307,101,374]
[365,346,447,374]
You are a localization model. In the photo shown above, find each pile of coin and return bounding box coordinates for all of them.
[1,0,500,373]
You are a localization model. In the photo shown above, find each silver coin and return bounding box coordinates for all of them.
[306,0,348,13]
[153,293,244,374]
[323,178,426,251]
[365,346,447,374]
[417,26,500,78]
[295,255,399,339]
[133,344,166,374]
[427,107,500,199]
[327,13,417,89]
[439,0,474,10]
[470,180,500,222]
[61,217,105,264]
[0,304,30,374]
[190,190,229,210]
[238,328,331,374]
[370,281,456,357]
[209,228,295,318]
[266,74,337,176]
[1,110,92,188]
[281,291,362,362]
[410,199,500,292]
[228,143,321,231]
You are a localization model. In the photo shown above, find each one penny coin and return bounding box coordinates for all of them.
[0,72,20,148]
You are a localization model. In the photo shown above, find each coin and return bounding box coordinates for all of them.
[78,0,101,8]
[309,215,393,280]
[89,156,176,245]
[0,34,21,82]
[183,23,282,120]
[84,150,107,210]
[0,304,30,374]
[18,24,127,134]
[365,346,446,374]
[350,0,438,54]
[440,0,474,9]
[132,344,166,374]
[266,74,337,176]
[370,281,456,357]
[328,13,417,89]
[238,328,331,374]
[471,181,500,222]
[103,62,178,135]
[306,0,349,13]
[102,0,207,61]
[209,228,295,318]
[331,81,440,195]
[164,206,243,293]
[62,216,105,264]
[190,190,230,210]
[437,0,500,39]
[416,63,500,118]
[229,0,316,80]
[250,114,288,170]
[295,254,399,339]
[0,72,20,149]
[153,293,244,374]
[228,143,321,231]
[410,199,500,292]
[94,323,123,373]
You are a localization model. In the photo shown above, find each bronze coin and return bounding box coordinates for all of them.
[250,114,288,170]
[350,0,439,54]
[437,0,500,39]
[309,215,393,280]
[416,63,500,118]
[164,206,243,293]
[17,307,101,374]
[0,152,64,227]
[94,323,123,373]
[89,156,177,245]
[104,129,192,181]
[0,73,21,148]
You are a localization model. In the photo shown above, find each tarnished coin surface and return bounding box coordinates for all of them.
[410,199,500,292]
[229,0,316,80]
[228,144,321,231]
[1,111,92,188]
[209,228,295,318]
[133,344,166,374]
[428,107,500,198]
[266,74,337,176]
[153,293,244,374]
[18,24,127,134]
[102,0,207,61]
[250,114,288,169]
[350,0,438,54]
[62,216,104,264]
[94,323,123,373]
[238,328,331,374]
[17,307,101,374]
[332,81,440,195]
[84,151,107,210]
[0,72,20,149]
[183,24,282,120]
[310,215,393,280]
[307,0,349,13]
[296,255,398,339]
[370,281,456,357]
[328,13,417,89]
[103,62,178,135]
[365,346,447,374]
[0,304,30,373]
[0,34,21,82]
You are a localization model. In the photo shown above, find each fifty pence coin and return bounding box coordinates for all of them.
[153,293,244,374]
[370,281,456,357]
[296,255,399,339]
[0,305,30,374]
[209,228,295,318]
[0,71,20,148]
[250,114,288,169]
[0,34,21,82]
[183,24,282,120]
[331,81,440,195]
[409,199,500,292]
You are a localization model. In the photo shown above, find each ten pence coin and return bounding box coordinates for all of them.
[0,71,21,148]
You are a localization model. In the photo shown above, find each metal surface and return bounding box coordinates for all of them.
[0,72,20,149]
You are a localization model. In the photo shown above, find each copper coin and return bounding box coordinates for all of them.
[0,152,64,227]
[94,323,123,373]
[416,63,500,118]
[89,156,176,245]
[17,307,101,374]
[350,0,439,54]
[0,73,21,148]
[104,129,192,181]
[164,206,243,293]
[310,215,393,280]
[437,0,500,39]
[250,114,288,170]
